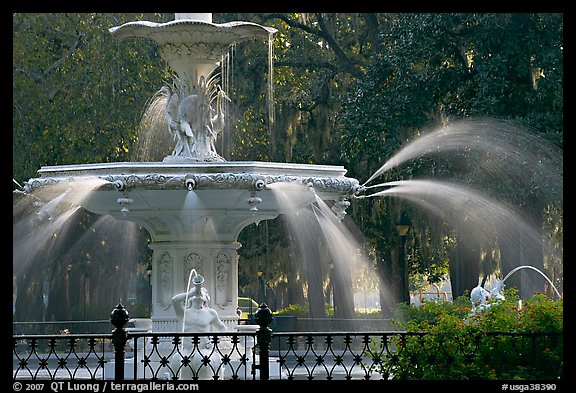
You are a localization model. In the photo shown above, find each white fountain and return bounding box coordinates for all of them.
[23,13,359,336]
[14,13,563,382]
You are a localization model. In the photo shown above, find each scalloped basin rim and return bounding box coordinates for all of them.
[109,19,278,41]
[37,161,350,178]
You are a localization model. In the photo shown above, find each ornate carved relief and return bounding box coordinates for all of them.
[215,251,232,308]
[160,42,229,62]
[157,251,173,310]
[29,172,360,198]
[95,173,358,194]
[183,252,204,290]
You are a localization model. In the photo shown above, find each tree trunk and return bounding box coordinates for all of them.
[306,247,326,319]
[376,256,397,318]
[332,259,356,319]
[499,211,546,299]
[449,232,481,299]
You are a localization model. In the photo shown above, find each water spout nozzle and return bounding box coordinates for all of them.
[114,180,126,191]
[254,178,266,191]
[353,185,367,198]
[186,178,196,191]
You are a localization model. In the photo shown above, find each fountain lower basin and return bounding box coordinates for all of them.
[24,160,359,331]
[27,161,357,201]
[26,161,358,237]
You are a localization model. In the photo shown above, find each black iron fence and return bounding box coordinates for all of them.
[13,320,112,336]
[270,331,563,380]
[13,304,563,381]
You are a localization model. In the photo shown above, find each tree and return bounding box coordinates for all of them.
[224,13,387,317]
[13,13,167,182]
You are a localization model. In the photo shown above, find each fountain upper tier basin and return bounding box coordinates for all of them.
[110,19,277,45]
[109,18,277,63]
[25,161,359,241]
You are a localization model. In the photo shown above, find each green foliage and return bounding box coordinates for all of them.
[394,292,471,328]
[274,303,309,317]
[383,290,563,379]
[274,303,334,317]
[13,13,167,183]
[339,13,563,200]
[275,303,398,319]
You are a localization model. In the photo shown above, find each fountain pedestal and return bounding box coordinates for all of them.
[149,241,246,331]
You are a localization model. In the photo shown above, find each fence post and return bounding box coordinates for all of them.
[254,303,274,380]
[110,303,129,380]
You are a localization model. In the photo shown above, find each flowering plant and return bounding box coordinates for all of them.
[380,288,563,379]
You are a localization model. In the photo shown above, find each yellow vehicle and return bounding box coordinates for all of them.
[237,297,259,319]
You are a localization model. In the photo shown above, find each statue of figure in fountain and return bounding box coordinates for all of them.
[171,273,227,379]
[157,85,189,157]
[158,76,228,162]
[172,273,227,333]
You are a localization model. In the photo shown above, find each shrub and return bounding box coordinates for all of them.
[379,289,563,379]
[274,303,335,317]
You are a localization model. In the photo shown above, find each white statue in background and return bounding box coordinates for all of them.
[468,279,506,318]
[171,273,227,380]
